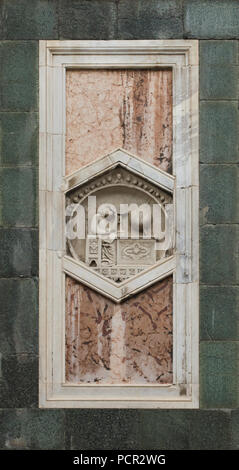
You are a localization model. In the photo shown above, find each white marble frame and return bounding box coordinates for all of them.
[39,40,199,408]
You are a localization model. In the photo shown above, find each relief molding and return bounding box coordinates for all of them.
[65,149,174,298]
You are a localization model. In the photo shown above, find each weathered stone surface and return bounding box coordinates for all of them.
[200,40,238,64]
[0,228,38,277]
[0,168,37,227]
[200,225,239,285]
[2,0,239,42]
[65,409,141,450]
[0,354,38,408]
[0,112,38,166]
[140,410,231,450]
[0,278,38,355]
[65,278,115,384]
[0,0,58,40]
[188,410,231,450]
[231,410,239,450]
[66,277,173,384]
[66,69,172,174]
[0,410,21,448]
[200,165,239,224]
[200,286,239,341]
[200,341,239,408]
[200,65,238,100]
[117,0,183,39]
[200,101,239,163]
[121,278,173,384]
[184,0,239,38]
[65,409,232,450]
[0,408,234,450]
[0,41,38,111]
[136,410,190,450]
[200,40,238,100]
[0,409,65,449]
[59,0,116,40]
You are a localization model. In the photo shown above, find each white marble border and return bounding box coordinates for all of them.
[64,148,175,193]
[39,40,199,408]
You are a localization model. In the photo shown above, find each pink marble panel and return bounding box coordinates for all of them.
[65,276,173,384]
[66,69,172,174]
[65,277,115,383]
[65,68,173,385]
[122,278,173,384]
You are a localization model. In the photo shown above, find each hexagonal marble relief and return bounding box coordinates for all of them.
[64,149,175,302]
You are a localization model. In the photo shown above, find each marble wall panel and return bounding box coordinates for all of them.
[66,69,172,174]
[65,68,173,385]
[65,276,173,384]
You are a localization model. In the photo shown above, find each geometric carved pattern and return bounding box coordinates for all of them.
[64,148,175,301]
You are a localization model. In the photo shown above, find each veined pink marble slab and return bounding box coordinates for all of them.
[65,68,173,384]
[65,276,173,384]
[66,69,172,175]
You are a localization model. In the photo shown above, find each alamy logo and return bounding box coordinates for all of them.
[66,195,174,251]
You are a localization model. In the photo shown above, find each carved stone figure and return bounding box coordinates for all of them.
[66,157,173,283]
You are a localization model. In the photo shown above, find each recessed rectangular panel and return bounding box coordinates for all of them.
[65,276,173,384]
[65,68,173,385]
[66,69,172,174]
[39,40,199,408]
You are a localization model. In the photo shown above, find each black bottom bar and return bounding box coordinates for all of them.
[0,450,237,467]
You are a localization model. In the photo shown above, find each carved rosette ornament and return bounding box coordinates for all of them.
[64,149,175,302]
